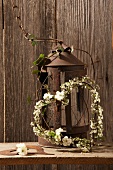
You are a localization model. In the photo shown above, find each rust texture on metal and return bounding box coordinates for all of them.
[45,50,89,138]
[65,95,72,133]
[47,52,85,67]
[50,67,61,130]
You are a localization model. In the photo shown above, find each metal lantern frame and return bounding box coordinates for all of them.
[45,49,89,138]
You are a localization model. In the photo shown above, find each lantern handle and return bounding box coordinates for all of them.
[75,48,95,78]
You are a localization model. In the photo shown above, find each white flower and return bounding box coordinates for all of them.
[55,91,65,101]
[98,106,103,114]
[30,122,34,126]
[54,134,61,142]
[92,129,97,133]
[16,143,27,156]
[90,89,96,93]
[90,121,93,129]
[71,45,74,52]
[81,147,89,153]
[90,120,96,129]
[33,109,40,115]
[93,92,100,103]
[35,100,44,108]
[43,93,53,100]
[55,128,63,135]
[98,119,103,124]
[62,136,72,146]
[76,143,81,148]
[98,132,103,138]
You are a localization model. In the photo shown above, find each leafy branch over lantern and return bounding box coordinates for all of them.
[11,0,95,77]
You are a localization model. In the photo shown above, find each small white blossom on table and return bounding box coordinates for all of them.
[62,136,72,146]
[16,143,27,156]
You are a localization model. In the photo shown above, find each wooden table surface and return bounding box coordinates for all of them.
[0,142,113,165]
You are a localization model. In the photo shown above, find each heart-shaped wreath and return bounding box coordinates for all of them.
[31,76,103,152]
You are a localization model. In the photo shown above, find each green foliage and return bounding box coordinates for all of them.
[32,70,40,74]
[48,131,56,137]
[42,107,47,115]
[27,96,32,104]
[57,47,64,52]
[31,41,38,46]
[32,53,51,76]
[28,34,38,46]
[33,54,45,66]
[28,34,36,40]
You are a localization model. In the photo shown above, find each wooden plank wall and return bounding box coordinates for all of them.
[0,0,4,143]
[0,0,113,170]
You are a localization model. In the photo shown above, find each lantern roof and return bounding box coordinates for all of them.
[46,52,85,67]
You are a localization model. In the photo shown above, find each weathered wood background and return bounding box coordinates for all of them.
[0,0,113,169]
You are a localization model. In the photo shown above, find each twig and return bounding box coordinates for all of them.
[11,0,62,44]
[75,48,95,78]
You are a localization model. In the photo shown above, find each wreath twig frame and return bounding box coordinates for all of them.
[31,76,103,152]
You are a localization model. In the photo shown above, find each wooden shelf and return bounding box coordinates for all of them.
[0,142,113,165]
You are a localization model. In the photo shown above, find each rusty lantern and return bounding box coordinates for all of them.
[42,45,89,139]
[38,44,90,145]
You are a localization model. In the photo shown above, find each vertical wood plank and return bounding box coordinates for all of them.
[32,1,56,170]
[0,0,4,142]
[3,0,37,142]
[0,4,6,170]
[92,0,113,142]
